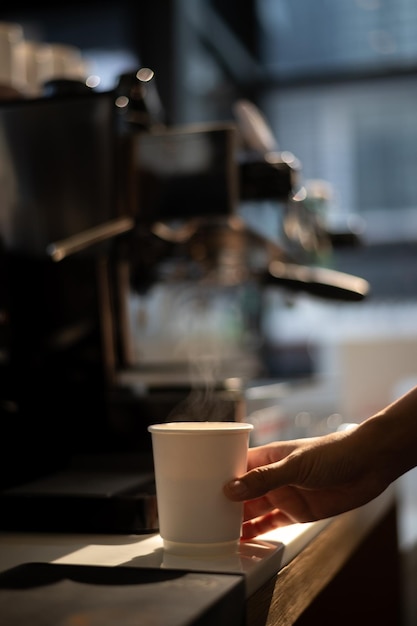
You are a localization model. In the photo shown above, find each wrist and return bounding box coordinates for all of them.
[355,404,417,485]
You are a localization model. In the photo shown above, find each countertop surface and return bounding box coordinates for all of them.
[0,518,331,598]
[0,487,394,626]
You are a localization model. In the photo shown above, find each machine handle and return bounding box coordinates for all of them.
[46,217,135,261]
[265,260,370,302]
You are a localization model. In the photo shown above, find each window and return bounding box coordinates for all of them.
[175,0,417,244]
[256,0,417,243]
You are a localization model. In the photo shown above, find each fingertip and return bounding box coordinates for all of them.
[224,479,249,500]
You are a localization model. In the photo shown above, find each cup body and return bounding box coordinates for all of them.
[148,421,253,555]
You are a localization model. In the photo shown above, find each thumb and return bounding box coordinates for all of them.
[224,460,294,501]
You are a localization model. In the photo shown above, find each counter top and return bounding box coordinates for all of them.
[0,486,398,625]
[0,517,331,598]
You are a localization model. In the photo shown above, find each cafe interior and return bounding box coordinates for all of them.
[1,1,417,624]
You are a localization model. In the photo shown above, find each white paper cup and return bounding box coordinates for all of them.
[148,421,253,556]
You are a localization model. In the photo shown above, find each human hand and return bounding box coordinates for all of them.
[223,427,389,540]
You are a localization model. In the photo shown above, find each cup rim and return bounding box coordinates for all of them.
[148,421,253,434]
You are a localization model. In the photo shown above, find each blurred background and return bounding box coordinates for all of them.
[1,0,416,414]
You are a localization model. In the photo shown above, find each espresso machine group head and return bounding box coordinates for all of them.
[125,120,368,300]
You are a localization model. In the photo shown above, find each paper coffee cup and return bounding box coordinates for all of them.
[148,421,253,556]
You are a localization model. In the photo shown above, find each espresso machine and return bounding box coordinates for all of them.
[0,71,369,532]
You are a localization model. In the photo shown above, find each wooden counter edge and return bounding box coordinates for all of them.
[246,486,401,626]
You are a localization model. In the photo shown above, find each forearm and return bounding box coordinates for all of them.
[353,384,417,486]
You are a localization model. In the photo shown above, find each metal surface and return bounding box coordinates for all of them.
[47,217,134,261]
[266,260,370,301]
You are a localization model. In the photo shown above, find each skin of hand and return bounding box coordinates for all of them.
[224,385,417,540]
